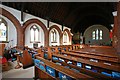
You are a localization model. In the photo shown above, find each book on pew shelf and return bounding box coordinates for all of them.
[77,62,82,68]
[112,72,120,78]
[34,59,40,67]
[101,72,112,77]
[59,58,65,62]
[55,62,62,65]
[85,65,92,70]
[44,53,48,59]
[46,66,56,77]
[38,61,46,71]
[90,59,98,62]
[67,61,72,64]
[58,72,72,80]
[52,56,58,60]
[64,54,67,56]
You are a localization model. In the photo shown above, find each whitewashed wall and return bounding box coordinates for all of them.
[0,4,47,28]
[0,15,17,47]
[25,24,44,48]
[1,4,72,47]
[84,25,111,45]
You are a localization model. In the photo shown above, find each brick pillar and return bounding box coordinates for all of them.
[117,1,120,53]
[60,34,63,45]
[18,28,24,47]
[45,31,49,47]
[112,12,118,48]
[70,35,72,45]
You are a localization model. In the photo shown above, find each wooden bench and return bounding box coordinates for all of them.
[34,55,93,79]
[52,57,115,79]
[61,51,120,66]
[70,45,118,58]
[52,53,120,72]
[34,45,120,79]
[49,45,120,65]
[14,47,36,69]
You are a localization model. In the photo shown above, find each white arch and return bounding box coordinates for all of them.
[49,28,60,46]
[83,24,110,45]
[0,15,17,47]
[25,23,44,48]
[63,31,69,45]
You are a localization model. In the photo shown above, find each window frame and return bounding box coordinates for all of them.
[92,30,96,40]
[0,18,8,43]
[63,31,68,43]
[51,29,57,43]
[92,29,103,40]
[30,25,40,43]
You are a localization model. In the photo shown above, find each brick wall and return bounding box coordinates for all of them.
[117,2,120,53]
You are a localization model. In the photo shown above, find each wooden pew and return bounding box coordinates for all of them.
[14,47,37,69]
[71,50,119,58]
[70,45,118,57]
[49,45,120,65]
[52,58,115,79]
[19,50,34,69]
[61,51,120,66]
[51,53,120,78]
[36,45,120,79]
[34,56,93,79]
[52,53,120,74]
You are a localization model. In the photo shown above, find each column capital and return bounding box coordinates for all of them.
[112,11,117,16]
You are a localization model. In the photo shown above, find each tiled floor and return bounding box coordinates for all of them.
[2,61,34,79]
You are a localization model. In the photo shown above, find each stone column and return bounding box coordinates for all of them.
[117,2,120,53]
[112,11,118,48]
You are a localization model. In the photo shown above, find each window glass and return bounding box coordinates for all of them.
[100,30,102,40]
[96,29,99,40]
[92,29,103,40]
[64,32,67,43]
[92,31,95,40]
[0,22,7,41]
[30,25,39,42]
[51,29,57,42]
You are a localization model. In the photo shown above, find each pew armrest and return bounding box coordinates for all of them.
[34,54,41,58]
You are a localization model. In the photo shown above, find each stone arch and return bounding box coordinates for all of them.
[49,25,62,36]
[62,29,72,45]
[23,19,48,47]
[0,8,23,46]
[83,24,110,45]
[49,25,62,45]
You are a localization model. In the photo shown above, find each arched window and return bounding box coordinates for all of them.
[92,29,103,40]
[51,29,57,42]
[100,30,103,40]
[30,25,39,43]
[92,31,95,40]
[63,32,68,43]
[96,29,99,40]
[0,18,7,42]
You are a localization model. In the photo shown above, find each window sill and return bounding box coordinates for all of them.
[51,42,57,43]
[0,41,9,43]
[30,41,41,43]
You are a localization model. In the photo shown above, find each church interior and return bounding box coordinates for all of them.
[0,2,120,80]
